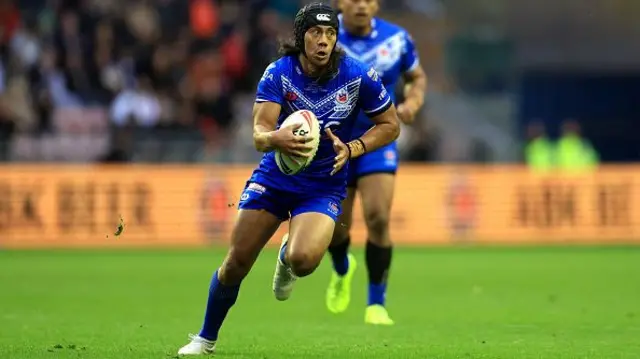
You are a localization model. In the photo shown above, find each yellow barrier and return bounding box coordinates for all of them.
[0,165,638,248]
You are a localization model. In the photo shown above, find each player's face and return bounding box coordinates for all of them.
[338,0,379,29]
[304,25,337,67]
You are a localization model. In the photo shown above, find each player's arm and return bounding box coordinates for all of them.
[398,65,427,124]
[252,102,314,157]
[347,66,401,159]
[252,101,281,153]
[397,31,427,124]
[326,99,399,175]
[253,62,309,155]
[347,105,400,158]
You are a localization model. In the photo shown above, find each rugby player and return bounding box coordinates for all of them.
[325,0,427,325]
[177,3,401,355]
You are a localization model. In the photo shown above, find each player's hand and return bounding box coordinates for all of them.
[397,99,419,124]
[325,128,349,176]
[271,122,315,158]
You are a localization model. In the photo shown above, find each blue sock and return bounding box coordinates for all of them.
[279,243,288,265]
[365,241,391,306]
[368,283,386,306]
[332,253,349,276]
[199,269,240,341]
[328,236,350,276]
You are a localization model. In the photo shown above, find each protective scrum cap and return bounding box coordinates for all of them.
[294,2,339,55]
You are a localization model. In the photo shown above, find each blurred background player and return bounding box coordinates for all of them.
[177,3,400,355]
[325,0,427,325]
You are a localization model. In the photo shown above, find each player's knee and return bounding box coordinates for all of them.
[288,251,322,277]
[219,253,253,285]
[364,208,390,240]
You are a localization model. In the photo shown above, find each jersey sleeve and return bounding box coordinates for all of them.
[358,65,392,118]
[255,62,283,105]
[400,32,420,73]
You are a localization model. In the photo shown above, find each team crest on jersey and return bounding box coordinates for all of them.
[374,35,403,73]
[333,88,352,112]
[336,89,348,104]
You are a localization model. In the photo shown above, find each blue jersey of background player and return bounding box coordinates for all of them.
[340,4,423,181]
[178,3,400,355]
[325,0,428,326]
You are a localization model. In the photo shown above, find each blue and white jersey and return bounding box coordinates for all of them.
[251,54,392,197]
[338,15,419,138]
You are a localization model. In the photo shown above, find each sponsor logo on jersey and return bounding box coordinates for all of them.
[247,182,266,194]
[378,88,387,101]
[261,63,276,82]
[367,67,379,81]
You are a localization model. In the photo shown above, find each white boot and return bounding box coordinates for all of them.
[272,234,297,301]
[177,334,216,355]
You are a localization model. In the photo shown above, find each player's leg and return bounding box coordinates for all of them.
[325,185,358,313]
[358,173,395,324]
[288,212,337,276]
[272,196,341,300]
[179,184,285,355]
[179,209,281,355]
[356,143,398,325]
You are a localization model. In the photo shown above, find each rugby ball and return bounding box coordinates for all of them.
[275,110,321,175]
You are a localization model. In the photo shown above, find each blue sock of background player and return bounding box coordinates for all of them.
[328,236,350,276]
[328,237,390,306]
[198,269,240,341]
[366,240,392,306]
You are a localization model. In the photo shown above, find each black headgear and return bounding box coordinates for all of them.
[293,2,339,55]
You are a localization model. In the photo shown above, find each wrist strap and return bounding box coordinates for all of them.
[347,138,366,158]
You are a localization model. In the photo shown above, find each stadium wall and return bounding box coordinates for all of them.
[0,164,638,248]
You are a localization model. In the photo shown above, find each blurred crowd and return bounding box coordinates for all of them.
[0,0,308,162]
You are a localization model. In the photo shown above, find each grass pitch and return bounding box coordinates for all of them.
[1,246,639,358]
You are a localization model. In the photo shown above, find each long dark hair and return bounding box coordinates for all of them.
[278,37,344,83]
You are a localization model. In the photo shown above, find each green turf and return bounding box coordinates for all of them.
[1,246,639,358]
